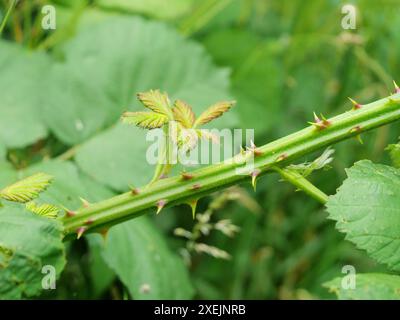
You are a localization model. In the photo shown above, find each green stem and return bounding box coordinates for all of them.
[272,167,328,204]
[62,93,400,238]
[0,0,17,35]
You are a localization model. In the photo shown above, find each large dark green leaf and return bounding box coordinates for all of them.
[0,41,48,148]
[102,217,194,299]
[0,208,65,299]
[327,160,400,271]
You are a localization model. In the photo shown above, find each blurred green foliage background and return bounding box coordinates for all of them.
[0,0,399,299]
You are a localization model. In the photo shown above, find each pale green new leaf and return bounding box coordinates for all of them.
[137,90,172,118]
[0,173,53,203]
[101,216,194,299]
[122,111,168,129]
[326,160,400,271]
[194,100,235,127]
[324,273,400,300]
[25,202,60,218]
[172,100,196,128]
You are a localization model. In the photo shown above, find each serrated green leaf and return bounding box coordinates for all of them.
[101,216,194,299]
[25,202,60,218]
[0,208,65,299]
[194,101,235,127]
[326,160,400,271]
[324,273,400,300]
[137,90,172,118]
[386,143,400,168]
[0,173,53,204]
[122,111,168,129]
[172,100,196,128]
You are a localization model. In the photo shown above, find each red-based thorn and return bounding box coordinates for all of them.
[76,227,87,239]
[348,97,362,110]
[156,199,167,214]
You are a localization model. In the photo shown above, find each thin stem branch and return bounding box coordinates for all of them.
[0,0,17,35]
[62,93,400,238]
[272,166,328,204]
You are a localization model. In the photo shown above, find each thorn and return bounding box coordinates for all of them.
[394,80,400,94]
[276,154,288,162]
[159,174,168,180]
[79,197,90,208]
[348,97,362,110]
[349,126,362,133]
[100,228,109,242]
[130,186,140,195]
[250,170,261,191]
[85,218,94,225]
[350,126,363,144]
[181,172,194,180]
[309,112,331,130]
[191,184,202,190]
[186,199,199,219]
[156,199,167,214]
[247,140,263,156]
[76,227,87,239]
[65,209,76,217]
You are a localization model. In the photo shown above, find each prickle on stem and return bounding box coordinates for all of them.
[76,227,87,239]
[79,197,90,208]
[250,169,261,191]
[247,140,263,156]
[156,199,167,214]
[349,126,363,144]
[394,80,400,94]
[309,112,331,130]
[276,153,287,163]
[130,186,140,195]
[65,209,76,217]
[348,97,362,110]
[181,172,194,180]
[186,199,199,219]
[191,183,202,190]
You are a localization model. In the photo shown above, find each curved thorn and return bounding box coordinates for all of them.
[250,170,261,191]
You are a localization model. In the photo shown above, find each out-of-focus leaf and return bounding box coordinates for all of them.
[324,273,400,300]
[96,0,194,20]
[203,29,283,135]
[86,234,115,297]
[76,124,153,191]
[102,216,194,299]
[43,17,236,147]
[0,41,48,148]
[327,160,400,271]
[0,208,65,299]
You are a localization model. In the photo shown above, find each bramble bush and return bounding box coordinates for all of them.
[1,0,400,300]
